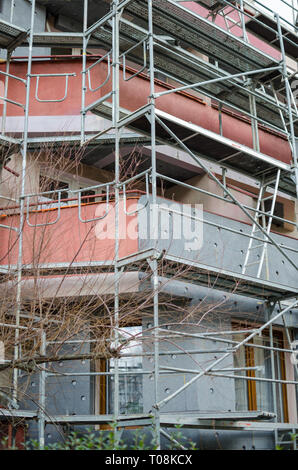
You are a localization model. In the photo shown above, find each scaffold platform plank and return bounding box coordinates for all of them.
[153,108,291,174]
[92,101,295,197]
[45,413,153,426]
[160,414,297,431]
[125,0,279,74]
[46,410,276,426]
[162,410,275,421]
[31,32,100,48]
[0,19,26,50]
[0,408,295,434]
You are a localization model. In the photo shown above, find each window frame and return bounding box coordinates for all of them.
[38,171,102,207]
[232,320,290,422]
[93,325,143,421]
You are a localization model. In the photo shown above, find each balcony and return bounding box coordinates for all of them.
[0,57,292,163]
[0,191,297,300]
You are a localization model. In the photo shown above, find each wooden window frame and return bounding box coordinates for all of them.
[232,321,289,422]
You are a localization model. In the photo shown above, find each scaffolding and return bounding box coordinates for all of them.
[0,0,297,450]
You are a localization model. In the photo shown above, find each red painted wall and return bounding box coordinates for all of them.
[0,57,291,164]
[0,198,139,266]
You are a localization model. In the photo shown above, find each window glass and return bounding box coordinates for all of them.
[253,335,274,414]
[234,328,288,421]
[38,176,69,209]
[107,326,143,414]
[234,334,248,411]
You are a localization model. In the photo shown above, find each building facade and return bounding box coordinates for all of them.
[0,0,297,450]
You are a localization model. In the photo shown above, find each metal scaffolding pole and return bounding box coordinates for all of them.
[113,0,121,442]
[38,330,46,449]
[13,0,36,407]
[147,0,161,450]
[81,0,88,145]
[10,0,15,23]
[1,51,11,135]
[275,13,298,198]
[269,320,279,448]
[248,78,260,153]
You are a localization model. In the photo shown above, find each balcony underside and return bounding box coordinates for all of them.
[120,248,298,301]
[93,102,296,197]
[95,18,295,132]
[3,248,295,301]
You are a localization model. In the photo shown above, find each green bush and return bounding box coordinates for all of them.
[2,422,198,450]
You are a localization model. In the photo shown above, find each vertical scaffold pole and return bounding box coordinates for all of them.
[10,0,15,23]
[239,0,248,42]
[38,330,46,449]
[275,13,298,198]
[248,78,260,153]
[113,0,121,442]
[148,0,161,450]
[13,0,36,406]
[269,320,278,447]
[3,0,17,135]
[81,0,88,145]
[1,51,11,135]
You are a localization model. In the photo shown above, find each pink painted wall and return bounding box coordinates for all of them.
[0,57,291,164]
[0,198,139,266]
[0,60,99,117]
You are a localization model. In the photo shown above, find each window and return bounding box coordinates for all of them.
[0,340,13,408]
[0,370,11,408]
[80,189,96,205]
[95,326,143,416]
[264,200,284,228]
[263,197,296,234]
[40,176,69,201]
[51,48,73,56]
[39,173,99,209]
[233,324,289,422]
